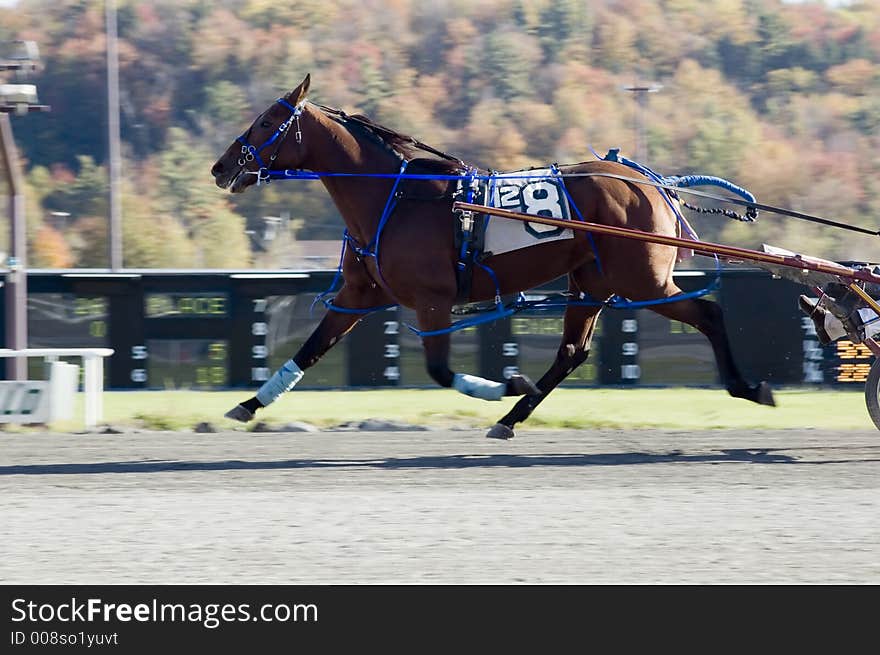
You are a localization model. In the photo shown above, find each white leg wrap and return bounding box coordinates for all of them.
[453,373,505,401]
[824,313,847,341]
[256,359,304,406]
[858,308,880,339]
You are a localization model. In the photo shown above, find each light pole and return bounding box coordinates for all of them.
[623,82,662,163]
[106,0,123,270]
[1,40,49,379]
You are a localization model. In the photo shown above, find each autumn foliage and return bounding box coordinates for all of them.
[3,0,880,268]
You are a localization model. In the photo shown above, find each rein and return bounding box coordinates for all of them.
[236,98,880,237]
[581,172,880,237]
[232,97,880,336]
[268,168,880,237]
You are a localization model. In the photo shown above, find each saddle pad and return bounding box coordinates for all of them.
[483,168,575,256]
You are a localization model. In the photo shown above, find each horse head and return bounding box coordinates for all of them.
[211,74,311,193]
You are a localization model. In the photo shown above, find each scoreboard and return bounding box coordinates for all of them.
[4,268,872,390]
[26,292,109,381]
[145,292,228,319]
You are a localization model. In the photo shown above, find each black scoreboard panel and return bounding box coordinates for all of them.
[479,317,521,382]
[136,283,230,389]
[347,307,401,386]
[261,295,345,388]
[717,272,805,384]
[26,293,110,380]
[827,340,873,385]
[397,308,479,386]
[509,315,599,386]
[637,312,717,384]
[27,293,109,348]
[146,339,228,389]
[636,274,719,386]
[597,307,640,385]
[3,269,875,389]
[145,292,228,319]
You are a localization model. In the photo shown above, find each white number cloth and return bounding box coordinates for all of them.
[483,168,575,256]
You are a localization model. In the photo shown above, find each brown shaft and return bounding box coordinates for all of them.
[453,201,880,286]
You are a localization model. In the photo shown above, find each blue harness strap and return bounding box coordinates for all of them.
[237,98,304,183]
[579,147,724,309]
[310,230,398,316]
[311,161,408,317]
[551,163,604,276]
[664,174,756,204]
[292,151,749,333]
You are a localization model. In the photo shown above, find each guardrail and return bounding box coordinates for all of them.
[0,348,114,428]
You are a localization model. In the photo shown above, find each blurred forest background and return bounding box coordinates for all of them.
[2,0,880,269]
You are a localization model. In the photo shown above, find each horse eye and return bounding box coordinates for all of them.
[260,120,272,128]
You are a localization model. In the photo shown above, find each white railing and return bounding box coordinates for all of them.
[0,348,114,428]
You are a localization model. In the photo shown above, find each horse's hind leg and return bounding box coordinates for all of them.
[224,285,384,422]
[649,296,775,406]
[416,299,540,399]
[487,304,602,440]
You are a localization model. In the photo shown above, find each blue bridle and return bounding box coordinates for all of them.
[236,97,304,185]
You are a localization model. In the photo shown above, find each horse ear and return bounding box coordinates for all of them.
[288,74,311,105]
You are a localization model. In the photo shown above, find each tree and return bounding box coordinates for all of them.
[483,28,542,102]
[68,215,108,268]
[825,58,877,95]
[41,155,108,219]
[455,98,528,170]
[190,205,251,268]
[6,0,880,266]
[121,197,197,268]
[31,224,74,268]
[199,80,251,154]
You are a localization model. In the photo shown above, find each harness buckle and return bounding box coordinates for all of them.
[459,209,474,234]
[294,114,303,144]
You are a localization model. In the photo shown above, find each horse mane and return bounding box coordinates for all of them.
[313,102,465,173]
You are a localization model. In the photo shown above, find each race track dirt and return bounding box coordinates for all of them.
[1,428,878,584]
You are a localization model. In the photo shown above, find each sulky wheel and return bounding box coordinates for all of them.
[864,358,880,431]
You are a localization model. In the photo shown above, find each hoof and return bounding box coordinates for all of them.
[224,404,254,423]
[755,381,776,407]
[486,423,515,440]
[506,374,540,396]
[728,381,776,407]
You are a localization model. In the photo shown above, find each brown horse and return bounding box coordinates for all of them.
[211,74,773,439]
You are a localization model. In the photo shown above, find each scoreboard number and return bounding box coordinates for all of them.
[251,297,269,382]
[834,340,873,384]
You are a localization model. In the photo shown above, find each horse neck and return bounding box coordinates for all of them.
[303,108,407,246]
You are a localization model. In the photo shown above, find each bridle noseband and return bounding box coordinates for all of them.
[236,97,304,185]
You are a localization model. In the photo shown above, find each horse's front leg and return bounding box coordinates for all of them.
[416,300,540,400]
[224,286,387,422]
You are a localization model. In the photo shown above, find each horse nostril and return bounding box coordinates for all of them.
[211,162,223,176]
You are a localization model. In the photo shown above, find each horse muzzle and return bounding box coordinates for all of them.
[228,169,256,193]
[211,162,253,193]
